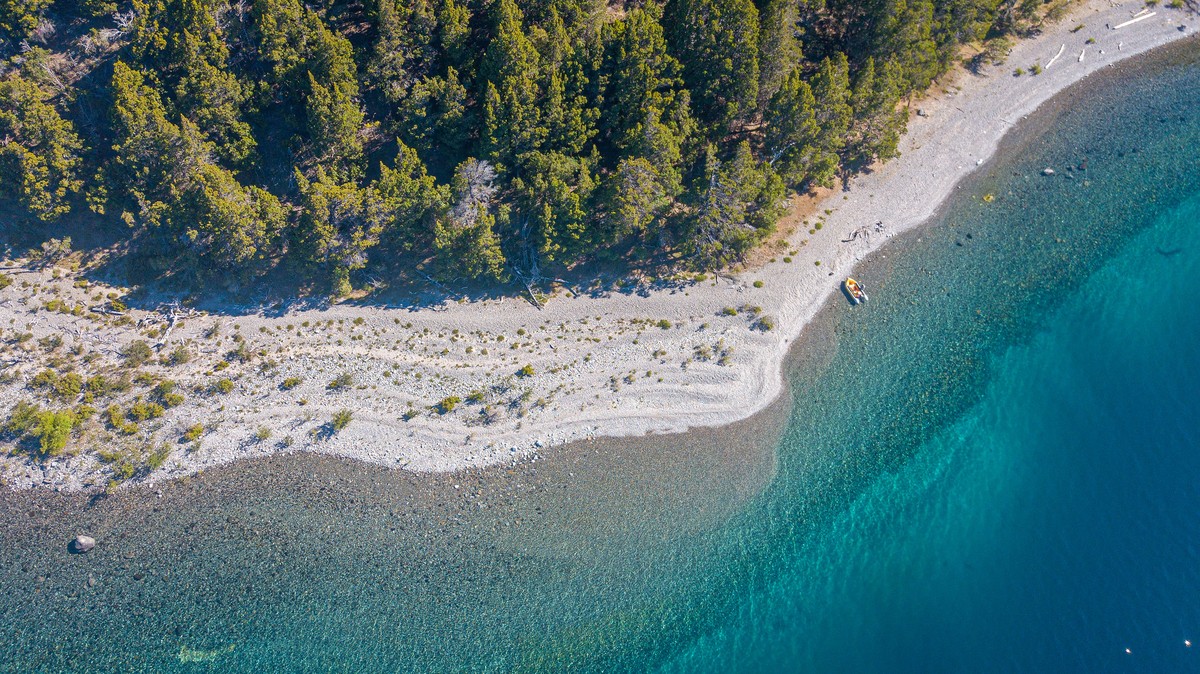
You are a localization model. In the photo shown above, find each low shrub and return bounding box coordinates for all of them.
[122,340,153,368]
[436,396,462,414]
[331,409,353,431]
[327,372,354,390]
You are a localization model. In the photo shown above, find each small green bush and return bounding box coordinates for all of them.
[656,319,672,329]
[254,427,272,442]
[327,372,354,390]
[4,400,42,436]
[146,444,170,471]
[85,374,128,399]
[721,306,738,316]
[122,340,153,367]
[30,370,82,401]
[212,378,234,395]
[183,423,205,442]
[128,398,165,421]
[163,344,191,366]
[517,364,535,377]
[753,280,764,288]
[331,409,353,431]
[281,377,303,390]
[31,409,75,455]
[226,339,253,363]
[436,396,462,414]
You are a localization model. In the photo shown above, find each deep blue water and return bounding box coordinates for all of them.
[1,39,1198,673]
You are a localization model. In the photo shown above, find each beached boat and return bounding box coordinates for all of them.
[844,277,868,305]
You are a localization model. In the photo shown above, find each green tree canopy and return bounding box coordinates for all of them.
[0,75,84,221]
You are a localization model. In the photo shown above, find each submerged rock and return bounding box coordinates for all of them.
[1042,167,1056,176]
[69,535,95,554]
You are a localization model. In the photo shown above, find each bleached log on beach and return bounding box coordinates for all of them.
[1046,44,1066,68]
[1114,13,1155,30]
[1079,50,1086,63]
[154,310,180,350]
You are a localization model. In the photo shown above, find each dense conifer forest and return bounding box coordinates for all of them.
[0,0,1072,295]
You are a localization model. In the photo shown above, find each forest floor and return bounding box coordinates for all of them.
[1,0,1195,491]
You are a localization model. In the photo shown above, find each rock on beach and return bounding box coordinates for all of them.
[69,535,95,554]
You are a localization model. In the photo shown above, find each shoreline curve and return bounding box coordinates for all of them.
[1,0,1196,491]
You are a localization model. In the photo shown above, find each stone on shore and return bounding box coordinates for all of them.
[69,535,95,553]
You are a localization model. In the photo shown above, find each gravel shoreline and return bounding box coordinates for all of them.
[1,0,1195,491]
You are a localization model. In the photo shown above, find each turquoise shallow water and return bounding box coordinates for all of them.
[2,40,1198,673]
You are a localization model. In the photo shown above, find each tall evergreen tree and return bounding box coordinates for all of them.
[170,163,286,276]
[511,151,597,265]
[373,140,449,254]
[480,0,545,164]
[109,61,202,215]
[433,159,508,281]
[764,68,819,187]
[846,56,908,171]
[538,9,599,156]
[665,0,760,131]
[399,68,470,160]
[685,141,784,267]
[368,0,438,105]
[0,75,85,221]
[600,5,691,154]
[756,0,803,113]
[293,167,383,296]
[175,29,256,166]
[604,156,671,243]
[807,53,852,187]
[306,72,365,174]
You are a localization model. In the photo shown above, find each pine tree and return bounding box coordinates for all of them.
[433,159,507,281]
[686,142,783,268]
[605,156,670,242]
[175,29,256,166]
[538,8,599,157]
[479,0,545,164]
[293,167,384,296]
[373,140,449,253]
[0,0,52,40]
[807,53,852,188]
[600,5,691,155]
[110,61,198,214]
[172,164,286,276]
[252,0,314,93]
[511,151,597,265]
[0,75,85,222]
[764,68,818,187]
[756,0,803,113]
[436,0,472,70]
[306,72,365,175]
[433,206,508,282]
[399,67,470,159]
[665,0,760,132]
[122,0,255,166]
[368,0,438,105]
[846,56,908,171]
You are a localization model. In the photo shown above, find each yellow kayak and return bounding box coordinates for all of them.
[844,278,868,305]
